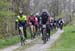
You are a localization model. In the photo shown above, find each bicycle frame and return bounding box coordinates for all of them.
[19,26,25,46]
[42,24,48,44]
[42,24,47,37]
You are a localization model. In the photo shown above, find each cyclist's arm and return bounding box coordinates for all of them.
[15,16,18,30]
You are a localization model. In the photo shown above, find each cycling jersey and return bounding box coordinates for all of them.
[36,15,42,25]
[16,15,27,27]
[28,16,38,25]
[41,12,49,24]
[16,15,27,22]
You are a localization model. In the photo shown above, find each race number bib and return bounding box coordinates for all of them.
[43,25,46,28]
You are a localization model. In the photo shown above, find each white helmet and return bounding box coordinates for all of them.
[35,12,39,16]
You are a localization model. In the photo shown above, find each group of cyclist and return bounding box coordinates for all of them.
[15,10,64,44]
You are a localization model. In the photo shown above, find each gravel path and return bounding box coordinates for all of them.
[24,29,64,51]
[0,38,38,51]
[0,29,64,51]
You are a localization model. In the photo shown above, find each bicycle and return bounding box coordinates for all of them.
[42,24,48,44]
[19,26,25,46]
[29,23,36,39]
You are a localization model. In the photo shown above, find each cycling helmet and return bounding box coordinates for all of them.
[19,10,23,16]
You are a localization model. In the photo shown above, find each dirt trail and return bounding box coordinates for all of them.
[23,29,64,51]
[0,38,38,51]
[0,29,64,51]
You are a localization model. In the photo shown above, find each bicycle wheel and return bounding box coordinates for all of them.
[19,27,25,46]
[42,29,47,44]
[20,35,25,46]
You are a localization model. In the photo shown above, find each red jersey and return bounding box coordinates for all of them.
[28,15,38,25]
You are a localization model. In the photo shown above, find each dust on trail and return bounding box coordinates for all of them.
[23,29,64,51]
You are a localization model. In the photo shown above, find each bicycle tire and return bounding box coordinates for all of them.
[42,29,47,44]
[19,27,25,46]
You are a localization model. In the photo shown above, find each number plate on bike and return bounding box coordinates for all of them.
[43,25,46,28]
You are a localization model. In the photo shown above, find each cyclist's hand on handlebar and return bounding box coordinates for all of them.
[29,22,32,25]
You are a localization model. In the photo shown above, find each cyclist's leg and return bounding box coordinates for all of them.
[41,27,44,40]
[23,26,27,39]
[18,27,23,40]
[19,27,24,46]
[37,24,41,36]
[30,22,34,39]
[43,24,47,43]
[61,23,63,30]
[38,24,41,34]
[39,24,41,32]
[35,24,39,36]
[23,28,27,39]
[41,25,47,40]
[59,24,61,29]
[35,25,38,32]
[33,25,36,38]
[46,24,50,39]
[61,23,64,30]
[19,31,23,46]
[61,24,63,29]
[29,25,33,39]
[30,24,34,39]
[18,29,22,41]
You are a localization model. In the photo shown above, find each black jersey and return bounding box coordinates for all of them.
[41,12,49,24]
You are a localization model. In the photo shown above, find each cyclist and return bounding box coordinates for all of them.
[35,13,42,35]
[49,17,54,31]
[15,11,27,39]
[53,18,57,30]
[28,14,38,39]
[57,18,64,30]
[40,11,50,40]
